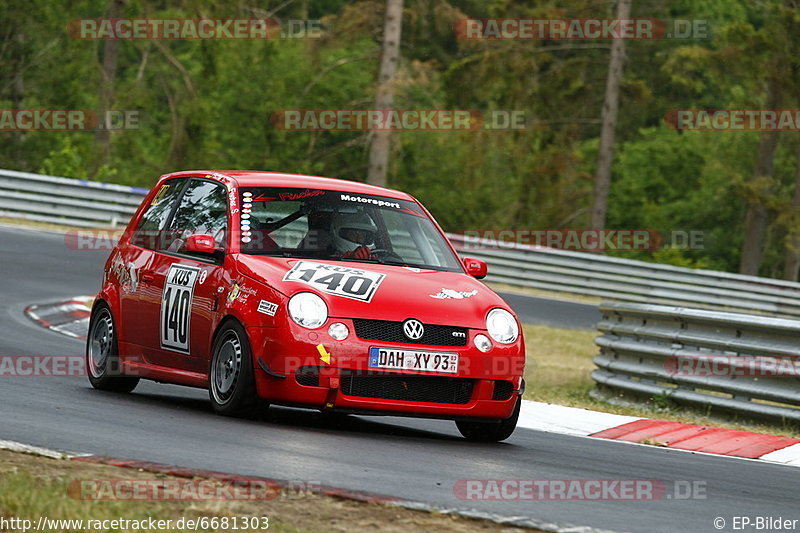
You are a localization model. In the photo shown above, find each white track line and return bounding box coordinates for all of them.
[519,400,643,436]
[0,439,87,460]
[391,500,625,533]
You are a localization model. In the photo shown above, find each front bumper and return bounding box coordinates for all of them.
[246,318,525,421]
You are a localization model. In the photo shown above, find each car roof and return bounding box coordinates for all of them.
[161,170,415,202]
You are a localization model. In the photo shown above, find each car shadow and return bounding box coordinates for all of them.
[77,383,465,442]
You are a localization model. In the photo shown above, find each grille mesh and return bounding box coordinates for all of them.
[353,319,467,346]
[295,366,320,387]
[340,372,474,404]
[492,380,514,401]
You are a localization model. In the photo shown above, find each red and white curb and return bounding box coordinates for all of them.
[25,297,93,340]
[0,440,617,533]
[518,401,800,467]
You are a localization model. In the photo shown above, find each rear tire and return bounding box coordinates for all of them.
[456,396,521,442]
[86,304,139,393]
[209,320,261,417]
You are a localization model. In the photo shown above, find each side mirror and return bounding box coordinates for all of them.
[463,257,488,279]
[185,234,218,255]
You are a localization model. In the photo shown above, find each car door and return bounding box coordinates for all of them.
[138,178,231,373]
[117,178,188,361]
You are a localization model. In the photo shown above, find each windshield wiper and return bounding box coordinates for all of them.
[247,249,319,258]
[380,259,459,272]
[341,257,382,264]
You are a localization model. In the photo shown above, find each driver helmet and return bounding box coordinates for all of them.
[331,212,377,253]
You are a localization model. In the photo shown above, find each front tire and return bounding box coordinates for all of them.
[86,304,139,393]
[456,395,521,442]
[209,321,261,417]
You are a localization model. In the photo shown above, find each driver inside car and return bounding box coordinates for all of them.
[331,212,378,259]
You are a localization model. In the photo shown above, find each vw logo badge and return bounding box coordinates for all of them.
[403,319,424,340]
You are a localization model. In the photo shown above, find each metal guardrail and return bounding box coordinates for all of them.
[2,168,799,318]
[447,233,800,318]
[592,301,800,422]
[0,168,148,227]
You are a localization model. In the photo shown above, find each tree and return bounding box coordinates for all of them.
[739,81,781,275]
[590,0,631,229]
[91,0,124,175]
[366,0,403,186]
[737,2,798,275]
[783,148,800,280]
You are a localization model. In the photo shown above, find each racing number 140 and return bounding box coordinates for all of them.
[164,286,190,342]
[160,264,200,353]
[295,268,371,296]
[283,261,386,302]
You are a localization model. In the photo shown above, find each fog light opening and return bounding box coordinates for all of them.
[328,322,349,341]
[474,333,492,352]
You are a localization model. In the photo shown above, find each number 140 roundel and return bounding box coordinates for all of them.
[87,171,525,441]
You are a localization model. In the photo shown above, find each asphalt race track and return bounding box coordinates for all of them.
[1,225,798,532]
[495,291,599,330]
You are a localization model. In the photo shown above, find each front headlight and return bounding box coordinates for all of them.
[486,308,519,344]
[288,292,328,329]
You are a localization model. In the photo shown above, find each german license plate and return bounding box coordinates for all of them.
[368,347,459,374]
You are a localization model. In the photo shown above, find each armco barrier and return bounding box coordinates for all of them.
[446,233,800,318]
[592,301,800,422]
[0,168,147,227]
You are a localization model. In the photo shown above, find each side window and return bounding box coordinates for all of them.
[165,179,229,253]
[132,179,186,250]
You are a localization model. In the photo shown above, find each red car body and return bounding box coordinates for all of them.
[88,171,525,440]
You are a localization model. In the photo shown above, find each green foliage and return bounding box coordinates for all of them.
[39,138,92,179]
[2,0,799,277]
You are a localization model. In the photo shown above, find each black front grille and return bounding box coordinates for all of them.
[353,319,467,346]
[492,380,514,401]
[296,366,320,387]
[340,372,474,404]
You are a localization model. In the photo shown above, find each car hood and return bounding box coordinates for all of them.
[235,255,510,328]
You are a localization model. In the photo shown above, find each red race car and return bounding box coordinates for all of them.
[86,171,525,441]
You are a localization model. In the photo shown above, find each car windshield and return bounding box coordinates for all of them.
[237,187,463,272]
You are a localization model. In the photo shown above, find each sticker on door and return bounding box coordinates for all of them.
[160,264,200,353]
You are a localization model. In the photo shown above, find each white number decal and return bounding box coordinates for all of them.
[160,264,200,353]
[283,261,385,302]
